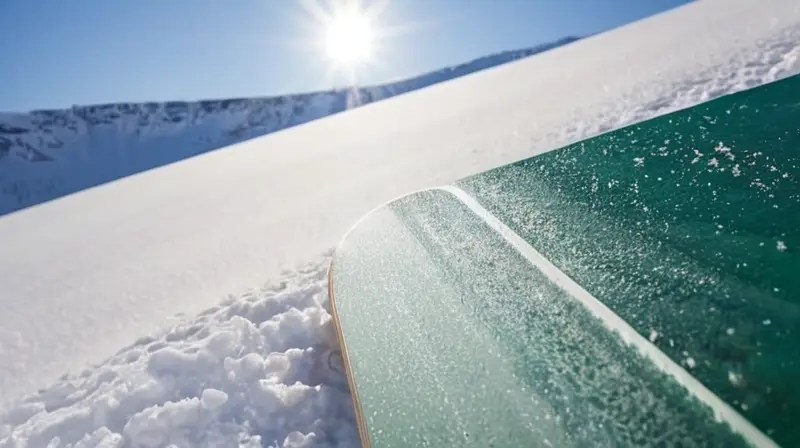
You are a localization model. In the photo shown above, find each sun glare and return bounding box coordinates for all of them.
[297,0,420,94]
[325,12,373,65]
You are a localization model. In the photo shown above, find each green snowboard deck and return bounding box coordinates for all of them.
[329,74,800,447]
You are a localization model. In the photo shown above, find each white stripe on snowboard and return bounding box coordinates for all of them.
[438,184,776,448]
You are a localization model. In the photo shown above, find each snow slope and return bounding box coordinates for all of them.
[2,0,800,446]
[0,37,578,217]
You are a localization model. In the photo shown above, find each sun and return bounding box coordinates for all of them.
[324,10,373,65]
[297,0,419,91]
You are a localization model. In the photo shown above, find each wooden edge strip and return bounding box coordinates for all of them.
[327,255,372,448]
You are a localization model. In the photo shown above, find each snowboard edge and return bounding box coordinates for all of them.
[328,254,372,448]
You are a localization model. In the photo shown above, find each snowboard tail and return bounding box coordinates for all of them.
[328,187,770,447]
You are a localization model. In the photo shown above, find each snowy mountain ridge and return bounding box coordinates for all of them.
[0,36,580,216]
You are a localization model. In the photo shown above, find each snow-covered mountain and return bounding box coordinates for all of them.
[0,36,580,216]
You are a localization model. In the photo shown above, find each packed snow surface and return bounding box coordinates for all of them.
[2,0,800,446]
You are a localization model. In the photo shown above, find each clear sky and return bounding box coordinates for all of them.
[0,0,691,112]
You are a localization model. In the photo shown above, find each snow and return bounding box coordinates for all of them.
[1,260,355,447]
[2,0,800,445]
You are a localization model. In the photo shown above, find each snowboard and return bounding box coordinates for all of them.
[328,73,800,447]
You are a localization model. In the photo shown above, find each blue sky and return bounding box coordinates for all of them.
[0,0,691,112]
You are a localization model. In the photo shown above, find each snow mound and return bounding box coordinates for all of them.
[0,256,357,448]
